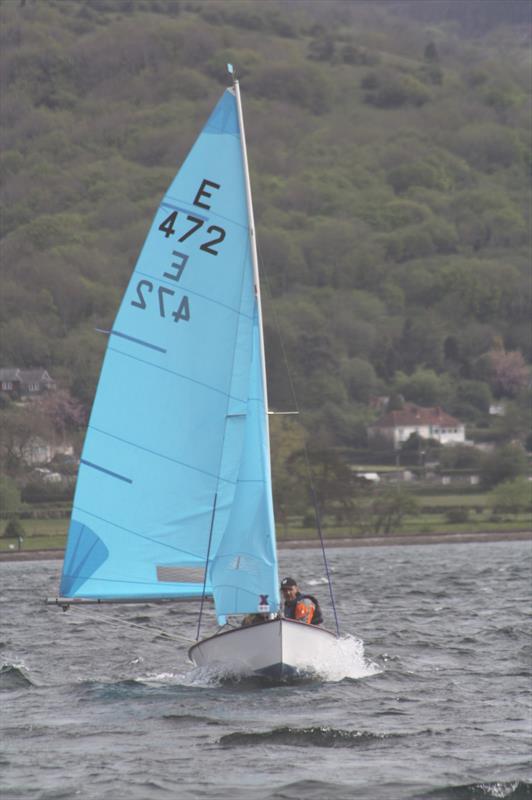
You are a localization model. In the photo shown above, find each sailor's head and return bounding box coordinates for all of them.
[280,576,298,600]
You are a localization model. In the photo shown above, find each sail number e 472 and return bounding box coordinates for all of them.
[158,179,226,255]
[158,211,226,256]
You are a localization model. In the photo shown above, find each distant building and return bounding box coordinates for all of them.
[368,403,465,449]
[0,368,56,398]
[22,438,74,466]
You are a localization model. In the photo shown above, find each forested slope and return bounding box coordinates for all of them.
[1,0,530,451]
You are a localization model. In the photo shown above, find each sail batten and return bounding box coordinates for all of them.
[109,329,167,352]
[79,459,133,484]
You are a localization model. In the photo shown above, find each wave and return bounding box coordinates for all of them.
[73,671,230,699]
[163,713,222,726]
[418,781,532,799]
[264,778,355,799]
[75,677,172,702]
[0,663,34,690]
[220,725,394,748]
[136,666,229,688]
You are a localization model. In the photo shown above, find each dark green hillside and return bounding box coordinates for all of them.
[0,0,530,455]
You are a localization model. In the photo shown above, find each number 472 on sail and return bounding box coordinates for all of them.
[131,279,190,323]
[158,210,226,256]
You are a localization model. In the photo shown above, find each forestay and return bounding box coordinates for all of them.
[60,88,280,617]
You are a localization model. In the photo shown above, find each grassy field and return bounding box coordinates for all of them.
[0,518,68,552]
[417,493,488,507]
[1,512,530,552]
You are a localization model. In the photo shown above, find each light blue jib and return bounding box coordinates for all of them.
[60,89,280,616]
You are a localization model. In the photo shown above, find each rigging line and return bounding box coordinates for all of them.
[306,466,341,638]
[256,240,300,415]
[67,606,196,645]
[196,492,218,642]
[256,242,341,637]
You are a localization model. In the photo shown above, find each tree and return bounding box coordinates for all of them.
[396,368,453,407]
[439,444,483,470]
[490,478,530,517]
[307,448,363,526]
[251,64,332,114]
[0,476,21,512]
[35,389,87,438]
[486,347,529,398]
[453,124,521,171]
[455,380,492,414]
[424,42,439,63]
[492,391,532,445]
[480,444,528,488]
[0,406,53,476]
[368,487,419,534]
[3,517,25,542]
[270,415,308,527]
[387,160,448,194]
[340,357,378,404]
[397,315,447,373]
[307,37,335,62]
[362,69,431,108]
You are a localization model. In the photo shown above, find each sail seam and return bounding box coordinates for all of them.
[87,425,238,484]
[163,195,248,230]
[133,269,254,320]
[73,504,215,560]
[160,201,209,221]
[107,346,247,404]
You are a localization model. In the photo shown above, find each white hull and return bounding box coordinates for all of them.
[188,619,338,680]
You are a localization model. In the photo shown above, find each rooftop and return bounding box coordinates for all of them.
[372,403,462,429]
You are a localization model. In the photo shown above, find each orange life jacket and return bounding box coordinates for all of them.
[294,599,315,624]
[284,592,323,625]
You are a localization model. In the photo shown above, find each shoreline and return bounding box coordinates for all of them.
[0,529,530,562]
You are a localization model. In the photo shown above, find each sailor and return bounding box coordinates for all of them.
[280,577,323,625]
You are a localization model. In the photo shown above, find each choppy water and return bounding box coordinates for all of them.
[1,540,531,800]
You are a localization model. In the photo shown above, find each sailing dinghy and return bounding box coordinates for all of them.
[48,70,340,680]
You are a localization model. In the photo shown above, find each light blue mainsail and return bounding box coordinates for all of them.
[60,88,280,614]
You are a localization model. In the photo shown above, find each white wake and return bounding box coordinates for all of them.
[137,634,381,687]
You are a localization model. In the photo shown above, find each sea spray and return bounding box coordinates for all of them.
[310,633,382,682]
[137,634,381,687]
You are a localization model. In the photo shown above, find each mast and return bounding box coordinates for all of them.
[232,76,271,430]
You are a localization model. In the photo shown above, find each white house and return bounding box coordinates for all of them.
[22,437,74,466]
[368,403,466,449]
